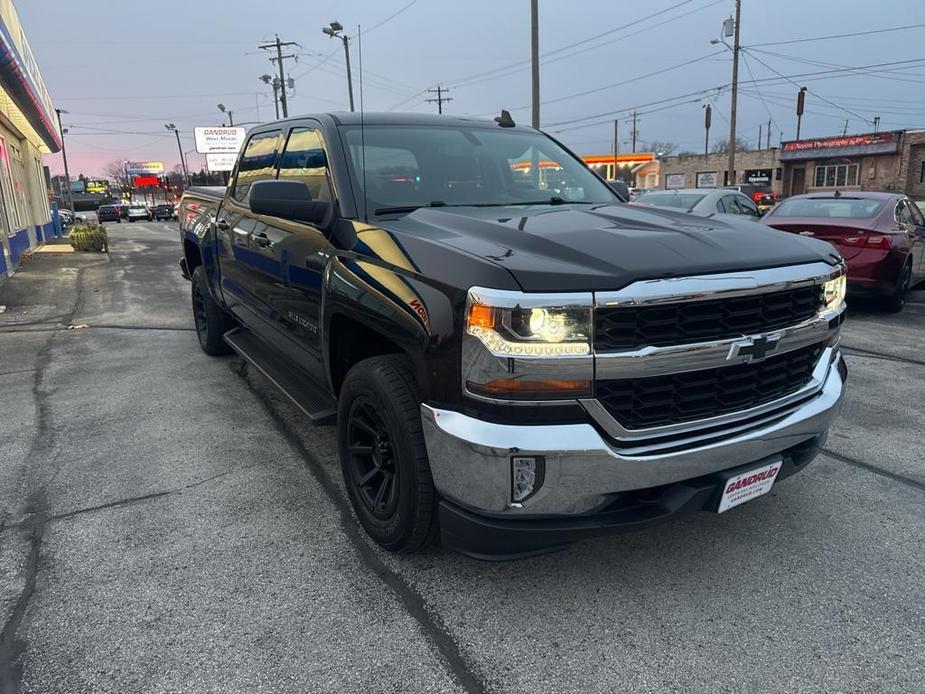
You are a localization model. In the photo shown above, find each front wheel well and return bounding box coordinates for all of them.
[184,240,203,273]
[329,314,405,395]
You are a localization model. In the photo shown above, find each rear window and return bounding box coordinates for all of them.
[773,198,885,219]
[634,192,706,209]
[99,206,115,212]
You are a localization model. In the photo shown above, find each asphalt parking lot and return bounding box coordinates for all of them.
[1,221,923,693]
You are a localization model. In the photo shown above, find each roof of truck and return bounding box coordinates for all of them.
[265,111,533,130]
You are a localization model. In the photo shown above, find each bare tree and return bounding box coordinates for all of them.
[103,160,132,194]
[647,140,678,156]
[711,137,751,155]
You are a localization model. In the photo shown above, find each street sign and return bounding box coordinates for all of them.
[126,161,164,175]
[194,127,246,154]
[206,153,237,172]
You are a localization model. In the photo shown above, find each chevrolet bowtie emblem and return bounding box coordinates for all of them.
[728,335,782,363]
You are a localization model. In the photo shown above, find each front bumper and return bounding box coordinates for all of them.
[421,352,846,558]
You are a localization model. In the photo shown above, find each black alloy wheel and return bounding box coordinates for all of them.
[345,397,400,519]
[190,266,232,355]
[883,260,912,313]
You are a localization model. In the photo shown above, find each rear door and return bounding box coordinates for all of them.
[898,198,925,280]
[215,129,284,328]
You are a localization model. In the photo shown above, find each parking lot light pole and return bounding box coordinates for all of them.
[54,108,75,214]
[218,103,234,126]
[322,22,354,112]
[165,124,190,187]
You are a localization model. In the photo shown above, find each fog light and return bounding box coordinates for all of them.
[511,456,545,503]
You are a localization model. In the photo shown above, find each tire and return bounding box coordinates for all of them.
[881,260,912,313]
[337,356,438,553]
[191,266,232,355]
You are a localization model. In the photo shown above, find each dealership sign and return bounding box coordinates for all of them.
[126,161,165,175]
[194,127,246,154]
[206,152,237,172]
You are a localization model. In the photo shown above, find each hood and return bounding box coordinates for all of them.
[382,203,841,292]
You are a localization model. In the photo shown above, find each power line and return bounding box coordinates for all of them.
[361,0,418,36]
[751,23,925,48]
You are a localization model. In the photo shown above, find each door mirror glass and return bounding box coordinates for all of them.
[249,180,330,225]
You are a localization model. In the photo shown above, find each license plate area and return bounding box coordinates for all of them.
[716,456,782,513]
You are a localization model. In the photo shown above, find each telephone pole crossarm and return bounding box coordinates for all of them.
[425,85,452,114]
[259,35,299,118]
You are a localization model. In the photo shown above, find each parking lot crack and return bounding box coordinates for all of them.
[840,344,925,368]
[233,362,487,694]
[822,448,925,494]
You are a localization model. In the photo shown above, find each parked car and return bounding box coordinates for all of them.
[152,203,175,221]
[126,205,152,222]
[178,112,847,559]
[632,187,762,218]
[97,204,121,223]
[762,192,925,312]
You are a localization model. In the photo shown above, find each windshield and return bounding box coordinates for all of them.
[339,124,615,215]
[773,197,885,219]
[634,191,706,210]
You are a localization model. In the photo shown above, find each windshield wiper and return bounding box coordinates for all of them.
[501,197,598,206]
[374,201,446,215]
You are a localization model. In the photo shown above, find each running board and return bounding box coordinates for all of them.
[224,328,337,425]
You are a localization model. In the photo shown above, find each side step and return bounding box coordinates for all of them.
[224,328,337,425]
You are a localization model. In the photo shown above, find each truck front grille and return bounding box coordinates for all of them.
[595,343,824,430]
[594,285,823,351]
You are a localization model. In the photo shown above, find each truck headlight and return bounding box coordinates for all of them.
[823,271,846,312]
[463,288,593,400]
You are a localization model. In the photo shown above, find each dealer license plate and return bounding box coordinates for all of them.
[717,458,782,513]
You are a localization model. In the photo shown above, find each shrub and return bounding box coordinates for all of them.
[69,223,108,252]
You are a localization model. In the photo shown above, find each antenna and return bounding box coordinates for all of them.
[358,24,367,222]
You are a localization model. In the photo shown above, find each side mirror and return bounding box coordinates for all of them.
[608,180,630,202]
[249,179,330,225]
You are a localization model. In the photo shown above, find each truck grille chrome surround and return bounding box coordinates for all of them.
[586,262,846,446]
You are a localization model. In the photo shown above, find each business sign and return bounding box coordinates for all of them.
[780,131,901,161]
[86,179,109,194]
[194,127,246,154]
[69,179,85,193]
[744,169,772,185]
[133,175,160,187]
[206,152,237,172]
[665,173,685,189]
[696,171,718,189]
[126,161,164,175]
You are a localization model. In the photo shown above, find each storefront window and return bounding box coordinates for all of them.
[814,163,859,188]
[0,138,21,229]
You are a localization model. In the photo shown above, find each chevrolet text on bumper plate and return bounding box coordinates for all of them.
[717,457,781,513]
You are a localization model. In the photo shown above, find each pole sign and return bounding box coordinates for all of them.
[126,161,165,175]
[133,176,160,187]
[206,153,237,172]
[194,127,246,154]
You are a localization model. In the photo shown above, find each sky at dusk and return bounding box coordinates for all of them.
[19,0,925,179]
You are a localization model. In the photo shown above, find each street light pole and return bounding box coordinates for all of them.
[323,22,355,112]
[165,124,190,186]
[530,0,540,129]
[54,108,75,213]
[726,0,741,186]
[795,86,807,140]
[218,103,234,126]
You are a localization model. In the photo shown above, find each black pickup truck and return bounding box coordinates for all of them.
[178,112,848,559]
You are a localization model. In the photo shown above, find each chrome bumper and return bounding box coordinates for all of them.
[421,351,845,516]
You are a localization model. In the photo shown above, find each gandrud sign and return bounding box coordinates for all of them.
[194,127,246,154]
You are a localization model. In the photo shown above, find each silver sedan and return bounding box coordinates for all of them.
[631,187,762,219]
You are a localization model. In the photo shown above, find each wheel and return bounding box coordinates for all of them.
[338,356,438,553]
[881,260,912,313]
[191,266,232,355]
[116,218,121,223]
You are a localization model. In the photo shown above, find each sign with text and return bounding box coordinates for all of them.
[696,171,718,188]
[206,152,237,172]
[126,161,164,175]
[194,127,246,154]
[133,175,160,187]
[780,131,901,161]
[665,173,685,189]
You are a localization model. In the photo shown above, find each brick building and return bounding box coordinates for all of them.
[656,148,783,195]
[779,130,925,199]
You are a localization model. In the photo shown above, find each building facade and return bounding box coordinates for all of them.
[779,130,925,199]
[0,0,60,278]
[657,149,783,195]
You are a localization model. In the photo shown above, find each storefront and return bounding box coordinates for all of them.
[0,0,60,278]
[779,131,925,199]
[582,153,656,186]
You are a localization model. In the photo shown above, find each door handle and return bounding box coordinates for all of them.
[254,232,271,248]
[216,218,229,231]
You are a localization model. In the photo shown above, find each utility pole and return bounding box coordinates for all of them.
[631,111,638,153]
[726,0,741,186]
[260,35,298,118]
[842,120,849,136]
[612,119,619,181]
[322,23,355,112]
[873,116,880,133]
[425,85,452,114]
[767,118,772,149]
[530,0,540,129]
[165,124,190,186]
[260,74,281,119]
[703,104,712,155]
[758,124,762,152]
[54,108,75,214]
[795,86,807,140]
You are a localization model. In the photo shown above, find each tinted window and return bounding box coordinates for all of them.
[908,201,925,226]
[772,198,885,219]
[234,131,282,202]
[340,125,614,214]
[736,194,760,216]
[278,128,333,202]
[635,191,706,210]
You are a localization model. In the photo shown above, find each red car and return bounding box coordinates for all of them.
[762,192,925,312]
